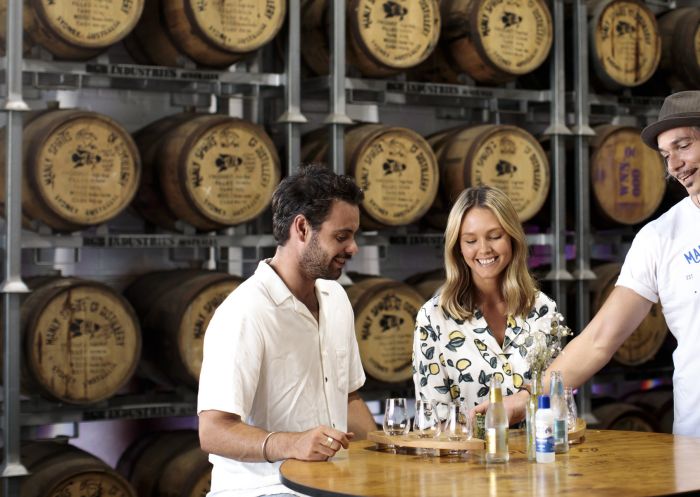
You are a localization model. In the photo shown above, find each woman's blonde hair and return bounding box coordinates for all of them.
[439,186,538,320]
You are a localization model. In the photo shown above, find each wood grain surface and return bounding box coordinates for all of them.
[281,430,700,496]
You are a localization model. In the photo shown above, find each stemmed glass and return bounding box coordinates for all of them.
[443,400,472,441]
[383,398,410,438]
[565,387,578,431]
[414,399,441,438]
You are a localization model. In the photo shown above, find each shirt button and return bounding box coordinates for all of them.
[325,377,328,382]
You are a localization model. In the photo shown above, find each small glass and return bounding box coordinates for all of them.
[383,398,410,437]
[414,399,441,438]
[443,400,473,441]
[565,387,578,431]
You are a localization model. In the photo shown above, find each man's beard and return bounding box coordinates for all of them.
[300,232,350,280]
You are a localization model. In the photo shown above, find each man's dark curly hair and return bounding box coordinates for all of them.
[272,163,364,245]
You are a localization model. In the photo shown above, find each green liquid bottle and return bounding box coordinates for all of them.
[525,370,543,461]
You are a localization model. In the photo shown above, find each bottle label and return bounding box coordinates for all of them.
[536,423,554,453]
[553,419,568,446]
[487,427,508,454]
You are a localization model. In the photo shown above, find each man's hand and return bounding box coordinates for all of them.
[471,390,529,426]
[283,425,354,461]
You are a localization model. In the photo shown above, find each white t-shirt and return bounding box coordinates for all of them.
[617,196,700,436]
[198,261,366,496]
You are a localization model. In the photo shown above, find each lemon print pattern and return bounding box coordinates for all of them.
[412,292,561,408]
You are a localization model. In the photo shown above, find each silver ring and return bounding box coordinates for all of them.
[325,436,334,448]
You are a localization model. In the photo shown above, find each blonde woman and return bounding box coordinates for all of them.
[412,186,561,415]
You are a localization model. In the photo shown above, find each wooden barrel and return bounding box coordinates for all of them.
[17,277,141,405]
[587,0,661,90]
[440,0,553,85]
[591,263,668,367]
[123,270,241,388]
[117,430,211,497]
[16,0,145,60]
[134,113,280,231]
[592,402,658,432]
[623,387,673,433]
[345,276,424,383]
[15,441,136,497]
[404,269,445,301]
[301,0,441,77]
[0,109,141,232]
[658,7,700,90]
[590,125,666,226]
[124,0,285,67]
[427,124,550,229]
[302,124,439,227]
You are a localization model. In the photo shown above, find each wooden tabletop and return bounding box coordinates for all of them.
[280,430,700,496]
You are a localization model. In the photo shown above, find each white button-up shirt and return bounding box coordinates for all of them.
[198,261,366,496]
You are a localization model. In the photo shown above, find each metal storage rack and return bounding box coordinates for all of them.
[0,2,305,494]
[569,0,681,422]
[311,0,572,301]
[1,0,685,492]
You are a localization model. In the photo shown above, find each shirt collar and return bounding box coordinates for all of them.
[256,260,293,306]
[256,260,330,308]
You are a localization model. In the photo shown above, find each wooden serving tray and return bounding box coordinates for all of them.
[568,417,587,444]
[367,431,485,451]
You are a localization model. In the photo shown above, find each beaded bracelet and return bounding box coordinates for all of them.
[261,431,277,463]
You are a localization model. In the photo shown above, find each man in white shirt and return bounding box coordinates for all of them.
[198,164,378,496]
[474,91,700,436]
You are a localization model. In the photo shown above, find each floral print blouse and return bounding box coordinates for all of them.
[412,291,560,407]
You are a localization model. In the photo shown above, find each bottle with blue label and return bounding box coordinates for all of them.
[535,394,555,463]
[550,371,569,453]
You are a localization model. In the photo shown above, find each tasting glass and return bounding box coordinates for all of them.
[565,387,578,430]
[383,398,410,437]
[443,400,472,441]
[414,399,441,438]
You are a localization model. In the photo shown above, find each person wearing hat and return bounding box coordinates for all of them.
[473,91,700,436]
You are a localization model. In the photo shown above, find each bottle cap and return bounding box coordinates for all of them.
[538,395,550,409]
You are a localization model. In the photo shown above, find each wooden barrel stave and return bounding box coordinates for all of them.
[18,277,142,405]
[427,124,550,229]
[590,125,666,226]
[124,270,241,388]
[135,113,281,231]
[587,0,661,90]
[118,430,210,497]
[0,109,141,232]
[658,7,700,90]
[623,387,674,434]
[441,0,553,85]
[302,124,440,227]
[302,0,440,77]
[405,269,446,301]
[21,441,136,497]
[122,0,184,66]
[126,0,285,68]
[345,276,424,383]
[22,0,144,60]
[591,263,668,366]
[592,402,658,432]
[132,112,198,230]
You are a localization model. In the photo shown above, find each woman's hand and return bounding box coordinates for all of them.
[471,389,530,426]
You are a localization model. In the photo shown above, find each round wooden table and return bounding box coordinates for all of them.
[280,430,700,496]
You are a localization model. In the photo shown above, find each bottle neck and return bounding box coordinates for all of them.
[531,370,544,396]
[490,386,502,403]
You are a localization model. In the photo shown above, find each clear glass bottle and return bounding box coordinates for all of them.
[485,376,509,463]
[549,371,569,453]
[525,370,543,461]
